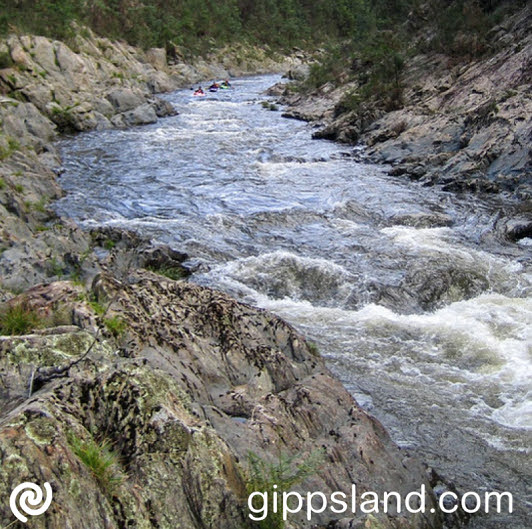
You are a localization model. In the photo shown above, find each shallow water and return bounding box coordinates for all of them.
[56,75,531,528]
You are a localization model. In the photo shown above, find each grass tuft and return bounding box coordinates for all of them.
[69,434,124,495]
[104,315,126,337]
[146,264,188,281]
[246,450,324,529]
[0,301,42,335]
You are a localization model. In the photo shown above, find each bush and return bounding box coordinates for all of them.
[147,264,188,281]
[104,315,127,337]
[50,104,79,133]
[0,51,14,69]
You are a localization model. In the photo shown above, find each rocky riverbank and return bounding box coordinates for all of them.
[0,28,304,298]
[277,5,531,238]
[0,29,449,529]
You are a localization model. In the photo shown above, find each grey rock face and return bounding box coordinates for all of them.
[280,6,532,201]
[121,103,158,126]
[106,88,146,113]
[0,276,443,529]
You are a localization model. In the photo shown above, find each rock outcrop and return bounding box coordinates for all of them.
[278,5,532,202]
[0,33,179,135]
[0,274,443,529]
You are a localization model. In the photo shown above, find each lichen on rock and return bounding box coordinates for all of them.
[0,273,443,528]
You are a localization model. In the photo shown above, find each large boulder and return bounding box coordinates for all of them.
[145,47,167,70]
[0,101,56,147]
[106,88,145,113]
[121,103,158,126]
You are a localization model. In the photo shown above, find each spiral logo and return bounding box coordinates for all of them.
[9,482,53,523]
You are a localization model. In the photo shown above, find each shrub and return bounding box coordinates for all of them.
[50,104,78,133]
[103,239,116,250]
[147,265,187,280]
[104,315,127,337]
[47,256,65,278]
[88,300,106,316]
[306,341,320,357]
[0,51,14,69]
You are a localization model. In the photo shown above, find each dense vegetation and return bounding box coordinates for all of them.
[2,0,373,54]
[1,0,525,107]
[2,1,524,58]
[301,0,526,113]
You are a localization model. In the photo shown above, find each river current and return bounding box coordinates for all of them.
[56,75,531,528]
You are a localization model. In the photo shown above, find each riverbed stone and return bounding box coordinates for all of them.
[106,88,145,112]
[121,103,158,126]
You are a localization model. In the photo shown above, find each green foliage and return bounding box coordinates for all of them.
[0,51,14,69]
[104,315,127,337]
[0,0,80,41]
[88,300,106,316]
[69,433,124,495]
[146,264,188,281]
[50,103,79,133]
[103,238,116,250]
[47,256,65,278]
[408,0,526,57]
[246,450,324,529]
[304,30,406,114]
[0,177,5,190]
[306,340,320,357]
[28,197,49,213]
[261,101,279,111]
[0,300,42,335]
[3,0,520,58]
[0,136,20,161]
[0,0,383,53]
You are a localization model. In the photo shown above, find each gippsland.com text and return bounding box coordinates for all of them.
[247,484,514,522]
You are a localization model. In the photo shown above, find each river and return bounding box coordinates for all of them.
[55,75,531,528]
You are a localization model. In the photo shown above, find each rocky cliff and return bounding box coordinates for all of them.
[278,5,531,225]
[0,28,446,529]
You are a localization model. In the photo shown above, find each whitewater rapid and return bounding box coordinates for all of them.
[56,75,531,528]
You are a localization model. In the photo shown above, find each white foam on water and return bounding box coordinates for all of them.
[232,287,532,431]
[492,395,532,431]
[517,237,532,247]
